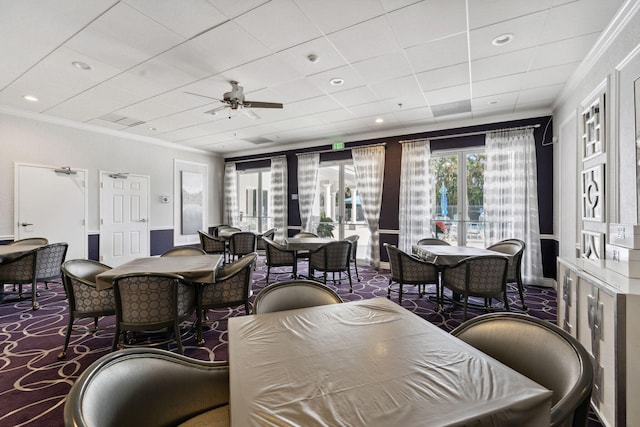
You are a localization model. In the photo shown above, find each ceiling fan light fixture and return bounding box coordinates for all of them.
[492,33,514,46]
[72,61,92,71]
[330,77,344,86]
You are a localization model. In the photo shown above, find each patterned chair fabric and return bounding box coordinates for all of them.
[0,248,38,306]
[198,230,226,255]
[487,239,527,309]
[256,228,276,251]
[308,240,353,292]
[228,232,257,262]
[441,255,509,320]
[161,246,206,257]
[262,236,297,284]
[344,235,361,282]
[196,252,257,345]
[59,259,115,359]
[112,273,196,354]
[384,243,439,305]
[416,238,450,246]
[253,279,343,314]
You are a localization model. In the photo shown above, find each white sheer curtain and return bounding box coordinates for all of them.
[269,156,287,242]
[484,128,543,284]
[297,153,319,232]
[399,140,431,252]
[352,145,385,269]
[223,162,239,226]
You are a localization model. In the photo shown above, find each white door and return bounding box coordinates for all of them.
[15,163,88,260]
[100,172,149,266]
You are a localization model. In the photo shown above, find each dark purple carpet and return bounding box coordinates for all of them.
[0,256,603,426]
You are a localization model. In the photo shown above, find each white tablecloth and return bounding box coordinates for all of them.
[228,298,551,427]
[412,244,509,265]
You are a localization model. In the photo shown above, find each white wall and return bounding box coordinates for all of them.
[0,111,224,240]
[553,1,640,257]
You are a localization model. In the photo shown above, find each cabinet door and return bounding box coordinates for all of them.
[557,263,578,337]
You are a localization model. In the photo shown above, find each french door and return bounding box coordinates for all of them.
[237,169,271,232]
[430,149,486,247]
[313,161,368,258]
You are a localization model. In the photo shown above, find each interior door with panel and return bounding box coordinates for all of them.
[100,172,149,267]
[15,163,88,260]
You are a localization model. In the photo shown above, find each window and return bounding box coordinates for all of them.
[430,149,486,247]
[237,169,271,232]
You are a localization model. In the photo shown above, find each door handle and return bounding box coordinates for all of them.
[21,222,33,227]
[139,219,147,223]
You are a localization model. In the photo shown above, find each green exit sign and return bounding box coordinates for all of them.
[332,142,345,150]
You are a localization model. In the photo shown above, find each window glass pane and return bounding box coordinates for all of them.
[237,169,271,232]
[466,153,486,246]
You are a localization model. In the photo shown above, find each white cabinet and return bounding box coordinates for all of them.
[557,258,640,427]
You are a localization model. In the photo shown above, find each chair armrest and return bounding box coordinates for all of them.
[64,348,229,427]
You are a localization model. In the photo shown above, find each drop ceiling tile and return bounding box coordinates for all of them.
[123,0,228,38]
[351,52,413,84]
[349,100,399,118]
[471,92,518,111]
[424,84,471,105]
[65,3,184,70]
[530,33,600,69]
[271,78,326,103]
[328,16,402,63]
[387,0,466,48]
[217,55,303,89]
[471,48,536,81]
[415,63,470,92]
[274,37,348,77]
[235,0,321,51]
[314,108,357,124]
[285,95,343,115]
[468,0,553,30]
[393,106,434,123]
[469,11,547,60]
[369,75,423,99]
[472,74,524,98]
[522,62,580,89]
[516,83,565,104]
[405,33,469,73]
[538,0,625,44]
[294,0,385,34]
[330,86,379,108]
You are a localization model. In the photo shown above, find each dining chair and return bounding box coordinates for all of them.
[308,240,353,292]
[256,227,276,251]
[0,248,38,307]
[486,239,527,309]
[416,237,450,246]
[59,259,115,359]
[344,235,361,282]
[160,246,206,257]
[198,230,226,256]
[228,231,257,262]
[441,255,509,320]
[9,237,49,246]
[112,272,196,354]
[262,236,297,284]
[64,348,230,427]
[293,232,319,238]
[451,312,594,427]
[29,242,69,309]
[384,243,440,305]
[291,231,319,260]
[253,279,342,314]
[214,225,234,237]
[196,252,257,345]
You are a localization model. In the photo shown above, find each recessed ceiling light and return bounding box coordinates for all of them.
[375,118,384,123]
[488,100,500,105]
[492,33,514,46]
[72,61,92,71]
[307,54,319,63]
[330,77,344,86]
[23,95,38,102]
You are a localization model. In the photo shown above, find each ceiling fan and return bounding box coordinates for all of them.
[186,81,283,118]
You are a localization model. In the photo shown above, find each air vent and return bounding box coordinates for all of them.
[246,137,273,145]
[431,100,472,117]
[98,113,146,127]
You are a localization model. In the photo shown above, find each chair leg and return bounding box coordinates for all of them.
[387,278,392,299]
[348,270,353,293]
[517,278,527,309]
[58,315,75,359]
[196,309,205,346]
[111,326,121,351]
[266,266,271,284]
[398,283,403,305]
[31,279,39,310]
[354,262,360,282]
[503,290,510,312]
[174,320,184,355]
[463,295,468,321]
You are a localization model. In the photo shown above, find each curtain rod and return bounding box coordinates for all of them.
[226,142,387,164]
[399,124,540,143]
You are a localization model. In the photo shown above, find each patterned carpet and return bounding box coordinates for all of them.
[0,255,603,426]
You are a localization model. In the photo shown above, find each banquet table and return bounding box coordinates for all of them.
[0,244,42,262]
[412,244,509,265]
[284,237,333,251]
[228,298,552,427]
[94,254,223,290]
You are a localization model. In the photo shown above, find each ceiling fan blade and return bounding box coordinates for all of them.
[204,105,228,115]
[243,101,283,109]
[185,91,221,101]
